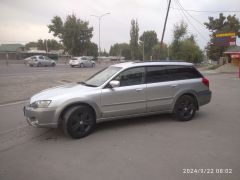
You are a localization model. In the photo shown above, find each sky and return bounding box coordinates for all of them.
[0,0,239,51]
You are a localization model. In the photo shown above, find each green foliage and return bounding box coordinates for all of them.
[204,13,240,61]
[86,42,98,58]
[152,43,168,60]
[109,43,131,60]
[170,21,203,63]
[130,19,139,60]
[25,41,38,50]
[171,21,187,56]
[139,31,158,60]
[25,39,63,51]
[178,38,203,63]
[48,14,93,56]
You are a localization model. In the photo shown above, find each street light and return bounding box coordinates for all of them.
[91,13,110,58]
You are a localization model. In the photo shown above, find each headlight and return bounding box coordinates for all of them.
[30,100,51,108]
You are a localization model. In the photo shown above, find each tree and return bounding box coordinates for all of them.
[86,42,98,57]
[204,13,240,61]
[109,43,131,60]
[139,31,158,60]
[178,37,203,63]
[48,14,93,56]
[129,19,139,60]
[25,41,38,50]
[170,21,203,63]
[171,21,187,59]
[152,42,168,60]
[25,39,63,51]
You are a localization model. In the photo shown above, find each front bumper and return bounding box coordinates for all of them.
[23,105,58,128]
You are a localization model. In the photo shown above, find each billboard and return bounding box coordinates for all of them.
[213,32,236,46]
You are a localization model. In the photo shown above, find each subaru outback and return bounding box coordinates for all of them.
[23,61,211,139]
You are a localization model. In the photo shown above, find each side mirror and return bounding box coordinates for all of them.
[109,80,120,88]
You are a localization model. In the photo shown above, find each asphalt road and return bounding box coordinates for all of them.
[0,63,107,77]
[0,72,240,180]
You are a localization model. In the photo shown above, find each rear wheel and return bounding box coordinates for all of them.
[92,63,95,68]
[174,95,196,121]
[80,63,84,68]
[62,105,96,139]
[51,63,56,67]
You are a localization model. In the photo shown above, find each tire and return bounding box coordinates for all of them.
[80,63,84,68]
[92,63,95,68]
[173,95,196,121]
[51,63,56,67]
[36,63,40,67]
[62,105,96,139]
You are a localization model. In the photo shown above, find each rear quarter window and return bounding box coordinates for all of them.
[146,65,202,83]
[167,66,203,81]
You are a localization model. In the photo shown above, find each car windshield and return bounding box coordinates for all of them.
[83,66,121,87]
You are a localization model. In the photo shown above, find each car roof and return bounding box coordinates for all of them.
[112,61,193,69]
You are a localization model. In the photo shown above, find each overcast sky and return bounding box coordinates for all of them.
[0,0,239,51]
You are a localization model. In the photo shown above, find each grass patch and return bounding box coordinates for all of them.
[208,64,221,70]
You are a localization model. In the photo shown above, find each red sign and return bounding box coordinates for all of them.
[230,54,240,59]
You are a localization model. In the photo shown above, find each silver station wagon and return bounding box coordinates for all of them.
[23,61,211,139]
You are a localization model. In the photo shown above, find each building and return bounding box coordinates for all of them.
[0,44,24,60]
[224,46,240,66]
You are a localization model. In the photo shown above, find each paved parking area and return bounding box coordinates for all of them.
[0,64,107,104]
[0,65,239,180]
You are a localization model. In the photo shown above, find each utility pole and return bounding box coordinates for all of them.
[160,0,171,58]
[91,13,110,58]
[142,41,145,61]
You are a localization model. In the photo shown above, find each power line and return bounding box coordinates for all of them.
[170,7,240,13]
[174,1,206,28]
[174,0,209,42]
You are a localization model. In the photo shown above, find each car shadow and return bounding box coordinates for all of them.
[40,113,174,140]
[94,113,174,133]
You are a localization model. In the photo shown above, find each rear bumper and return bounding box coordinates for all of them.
[23,106,58,128]
[197,90,212,106]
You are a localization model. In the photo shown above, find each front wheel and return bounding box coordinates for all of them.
[92,63,95,68]
[62,105,96,139]
[80,63,84,68]
[174,95,196,121]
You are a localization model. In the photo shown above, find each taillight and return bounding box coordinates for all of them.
[202,77,209,88]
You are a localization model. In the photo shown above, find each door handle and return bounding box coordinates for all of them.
[171,84,178,88]
[136,88,143,91]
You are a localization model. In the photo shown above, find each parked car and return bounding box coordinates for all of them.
[69,56,95,68]
[23,61,211,139]
[25,55,56,67]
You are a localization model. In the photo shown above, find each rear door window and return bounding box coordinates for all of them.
[146,66,170,83]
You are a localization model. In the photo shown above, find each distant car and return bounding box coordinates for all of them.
[25,55,56,67]
[69,56,95,68]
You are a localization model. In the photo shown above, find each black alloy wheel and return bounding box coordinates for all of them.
[174,95,196,121]
[63,105,96,139]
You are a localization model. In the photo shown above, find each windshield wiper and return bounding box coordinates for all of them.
[77,81,97,87]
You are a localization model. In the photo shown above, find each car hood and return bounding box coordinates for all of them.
[30,83,95,103]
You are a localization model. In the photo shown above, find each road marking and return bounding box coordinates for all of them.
[0,100,28,107]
